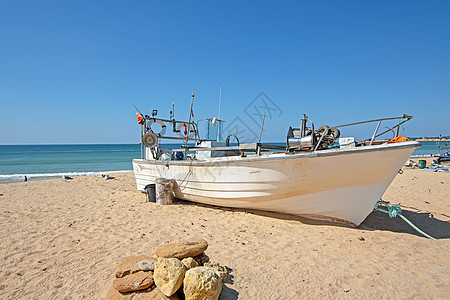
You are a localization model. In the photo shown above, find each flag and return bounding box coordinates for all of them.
[136,112,144,124]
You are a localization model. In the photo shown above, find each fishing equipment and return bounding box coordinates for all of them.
[387,136,411,143]
[286,115,340,150]
[142,132,158,147]
[287,114,413,152]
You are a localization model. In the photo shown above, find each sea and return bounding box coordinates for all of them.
[0,141,446,183]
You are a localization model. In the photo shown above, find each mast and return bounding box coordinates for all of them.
[186,92,195,149]
[218,84,222,119]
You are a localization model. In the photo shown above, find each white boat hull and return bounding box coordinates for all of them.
[133,141,420,226]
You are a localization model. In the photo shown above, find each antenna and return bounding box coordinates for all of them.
[187,92,195,144]
[218,84,222,119]
[258,112,266,143]
[131,103,143,115]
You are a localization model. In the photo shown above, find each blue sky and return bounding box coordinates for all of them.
[0,0,449,144]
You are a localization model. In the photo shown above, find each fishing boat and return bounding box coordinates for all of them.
[434,139,450,164]
[132,94,420,226]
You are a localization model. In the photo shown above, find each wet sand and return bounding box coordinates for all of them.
[0,168,449,299]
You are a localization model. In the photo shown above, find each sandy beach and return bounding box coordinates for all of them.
[0,167,449,299]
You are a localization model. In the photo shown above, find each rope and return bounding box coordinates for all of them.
[374,200,436,240]
[178,169,192,191]
[328,141,357,149]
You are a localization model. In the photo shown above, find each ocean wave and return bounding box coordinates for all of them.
[0,170,130,182]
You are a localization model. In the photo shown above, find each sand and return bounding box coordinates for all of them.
[0,167,449,299]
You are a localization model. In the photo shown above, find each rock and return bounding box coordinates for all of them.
[105,284,125,300]
[204,262,228,280]
[181,257,199,270]
[105,285,180,300]
[154,258,187,296]
[183,267,223,300]
[155,238,208,259]
[116,255,156,278]
[142,288,181,299]
[106,284,150,300]
[113,271,154,293]
[193,253,210,266]
[139,259,156,271]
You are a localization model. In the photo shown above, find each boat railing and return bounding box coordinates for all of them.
[333,114,413,144]
[179,143,285,152]
[140,113,414,160]
[139,116,200,159]
[142,116,199,140]
[287,114,413,152]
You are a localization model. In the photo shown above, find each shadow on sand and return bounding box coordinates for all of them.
[174,199,449,240]
[218,268,239,300]
[174,199,351,227]
[360,207,450,240]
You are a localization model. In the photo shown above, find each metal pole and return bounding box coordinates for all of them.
[188,92,194,126]
[369,121,382,146]
[171,101,175,119]
[140,123,144,159]
[314,130,326,151]
[258,112,266,143]
[218,84,222,119]
[334,115,412,128]
[185,92,195,158]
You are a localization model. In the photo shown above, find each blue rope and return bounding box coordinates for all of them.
[329,141,357,149]
[374,200,436,240]
[388,204,401,218]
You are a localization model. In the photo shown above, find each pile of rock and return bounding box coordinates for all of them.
[105,238,228,300]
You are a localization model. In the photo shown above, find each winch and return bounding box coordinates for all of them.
[287,114,340,151]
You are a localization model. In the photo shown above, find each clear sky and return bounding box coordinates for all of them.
[1,0,449,144]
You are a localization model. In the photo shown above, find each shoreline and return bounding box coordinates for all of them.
[0,142,445,184]
[0,170,131,184]
[412,138,450,142]
[2,151,448,183]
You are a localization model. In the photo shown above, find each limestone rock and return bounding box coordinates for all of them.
[181,257,199,270]
[113,271,154,293]
[204,262,228,280]
[155,238,208,259]
[116,255,156,278]
[105,285,180,300]
[193,252,210,266]
[139,259,156,271]
[154,258,187,296]
[142,288,181,299]
[105,284,126,300]
[183,267,223,300]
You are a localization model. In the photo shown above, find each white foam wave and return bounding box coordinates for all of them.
[0,170,130,181]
